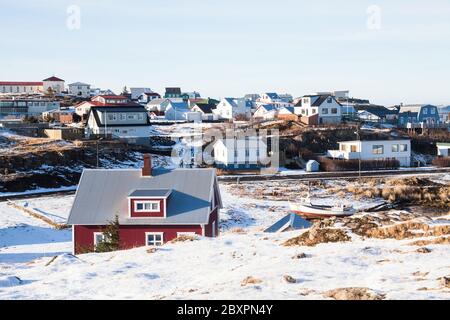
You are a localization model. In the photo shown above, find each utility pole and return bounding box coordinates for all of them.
[355,129,361,179]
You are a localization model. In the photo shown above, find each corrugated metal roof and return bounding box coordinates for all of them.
[129,189,172,197]
[67,168,217,225]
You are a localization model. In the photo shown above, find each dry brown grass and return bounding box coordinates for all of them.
[364,220,450,240]
[345,177,450,208]
[230,228,247,234]
[323,287,385,300]
[409,236,450,246]
[169,235,198,243]
[241,276,263,286]
[284,225,351,247]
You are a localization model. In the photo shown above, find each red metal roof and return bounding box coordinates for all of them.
[42,76,64,82]
[0,81,43,86]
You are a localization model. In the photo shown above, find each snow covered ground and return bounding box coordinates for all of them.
[0,183,449,300]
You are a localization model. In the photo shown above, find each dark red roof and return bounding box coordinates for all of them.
[0,81,43,86]
[42,76,64,82]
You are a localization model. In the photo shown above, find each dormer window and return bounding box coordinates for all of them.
[135,201,160,212]
[128,189,172,218]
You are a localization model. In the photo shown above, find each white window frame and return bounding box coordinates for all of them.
[399,144,408,152]
[134,200,160,212]
[372,145,384,155]
[145,232,164,247]
[93,232,106,247]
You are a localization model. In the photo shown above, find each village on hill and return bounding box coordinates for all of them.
[0,76,449,300]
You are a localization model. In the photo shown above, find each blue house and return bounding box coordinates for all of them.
[398,104,440,127]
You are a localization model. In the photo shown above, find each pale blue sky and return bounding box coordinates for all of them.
[1,0,449,106]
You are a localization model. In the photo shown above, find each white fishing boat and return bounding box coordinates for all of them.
[290,197,355,219]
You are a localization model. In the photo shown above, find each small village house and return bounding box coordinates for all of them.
[67,154,222,254]
[212,137,268,170]
[164,101,201,122]
[277,106,298,121]
[181,91,201,100]
[68,82,91,98]
[164,87,182,99]
[191,102,219,121]
[257,92,293,108]
[356,105,398,123]
[327,139,411,167]
[213,98,251,120]
[137,92,161,105]
[42,76,65,94]
[398,104,440,128]
[130,88,153,101]
[42,108,76,124]
[253,104,278,120]
[145,98,172,112]
[85,105,151,139]
[437,105,450,124]
[295,94,342,125]
[436,142,450,157]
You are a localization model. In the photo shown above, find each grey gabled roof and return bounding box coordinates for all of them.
[67,168,220,225]
[129,189,172,198]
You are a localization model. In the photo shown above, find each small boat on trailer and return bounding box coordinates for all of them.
[290,198,355,219]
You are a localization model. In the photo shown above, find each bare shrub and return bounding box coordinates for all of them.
[432,157,450,167]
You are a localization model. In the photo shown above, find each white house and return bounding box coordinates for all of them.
[145,98,172,112]
[191,103,219,121]
[164,101,201,122]
[327,139,411,167]
[42,76,65,94]
[295,95,342,125]
[436,143,450,157]
[213,98,251,120]
[85,106,151,139]
[138,92,161,105]
[257,93,293,108]
[437,106,450,123]
[212,137,268,170]
[68,82,91,98]
[130,88,153,101]
[253,104,278,120]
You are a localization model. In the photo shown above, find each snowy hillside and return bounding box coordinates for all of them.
[0,183,449,300]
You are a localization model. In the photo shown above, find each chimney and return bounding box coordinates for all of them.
[142,154,152,176]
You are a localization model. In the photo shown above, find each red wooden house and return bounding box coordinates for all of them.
[68,155,222,254]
